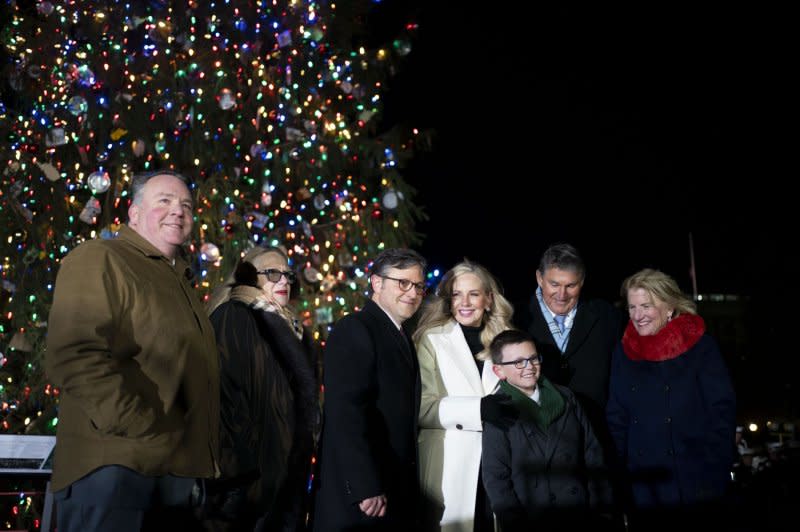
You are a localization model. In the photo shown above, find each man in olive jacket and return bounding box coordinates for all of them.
[46,171,219,531]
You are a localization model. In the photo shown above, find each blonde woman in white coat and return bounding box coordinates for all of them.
[413,260,516,532]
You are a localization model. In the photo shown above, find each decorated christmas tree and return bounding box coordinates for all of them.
[1,0,426,527]
[1,0,425,434]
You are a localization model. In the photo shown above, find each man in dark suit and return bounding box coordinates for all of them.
[527,243,622,457]
[314,248,427,531]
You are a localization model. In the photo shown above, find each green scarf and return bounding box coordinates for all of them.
[499,376,565,430]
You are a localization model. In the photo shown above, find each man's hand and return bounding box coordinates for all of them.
[358,494,387,517]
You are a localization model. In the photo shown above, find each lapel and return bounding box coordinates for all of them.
[363,299,414,369]
[531,302,557,349]
[440,320,484,396]
[481,361,500,395]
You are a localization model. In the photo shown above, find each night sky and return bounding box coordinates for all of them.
[374,4,791,308]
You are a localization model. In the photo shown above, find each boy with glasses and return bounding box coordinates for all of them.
[482,330,612,531]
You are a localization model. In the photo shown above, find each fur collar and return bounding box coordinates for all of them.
[621,313,705,362]
[229,284,303,339]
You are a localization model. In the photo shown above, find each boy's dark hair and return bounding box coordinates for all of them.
[489,329,537,364]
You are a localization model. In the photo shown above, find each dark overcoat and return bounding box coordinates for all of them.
[482,384,609,531]
[313,299,421,531]
[606,334,736,508]
[210,299,318,529]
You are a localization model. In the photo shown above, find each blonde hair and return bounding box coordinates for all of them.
[412,260,514,361]
[206,246,293,317]
[621,268,696,317]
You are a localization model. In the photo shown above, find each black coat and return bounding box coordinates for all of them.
[606,334,736,508]
[482,384,609,531]
[210,300,319,530]
[528,297,623,454]
[313,300,421,531]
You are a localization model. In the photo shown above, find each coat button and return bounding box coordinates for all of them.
[668,449,674,456]
[665,417,672,423]
[456,424,463,430]
[631,385,637,392]
[633,417,638,424]
[665,384,670,391]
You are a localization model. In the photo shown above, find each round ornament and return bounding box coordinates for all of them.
[87,170,111,193]
[67,95,88,115]
[200,242,220,262]
[382,189,400,210]
[36,1,54,16]
[218,88,236,110]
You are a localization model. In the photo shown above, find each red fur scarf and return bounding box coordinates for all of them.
[621,313,705,362]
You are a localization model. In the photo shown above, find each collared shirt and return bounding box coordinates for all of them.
[536,286,577,354]
[529,386,541,405]
[373,299,403,330]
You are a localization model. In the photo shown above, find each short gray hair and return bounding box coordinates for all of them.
[538,243,585,280]
[130,170,191,205]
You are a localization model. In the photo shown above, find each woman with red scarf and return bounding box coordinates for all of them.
[606,269,735,530]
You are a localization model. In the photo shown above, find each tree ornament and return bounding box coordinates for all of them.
[87,170,111,193]
[76,65,96,87]
[315,306,334,325]
[250,143,267,158]
[67,95,88,115]
[36,1,55,16]
[338,251,354,267]
[131,139,146,157]
[382,189,403,210]
[36,161,60,182]
[45,127,67,147]
[277,30,292,48]
[286,127,304,141]
[200,242,221,262]
[79,197,102,224]
[218,88,236,110]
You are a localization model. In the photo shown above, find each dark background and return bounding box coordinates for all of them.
[372,3,795,420]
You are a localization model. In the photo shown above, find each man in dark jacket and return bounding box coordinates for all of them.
[527,243,622,457]
[313,248,426,531]
[482,330,609,531]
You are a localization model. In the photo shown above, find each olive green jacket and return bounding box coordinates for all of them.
[46,225,219,491]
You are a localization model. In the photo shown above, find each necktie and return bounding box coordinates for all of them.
[554,314,566,334]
